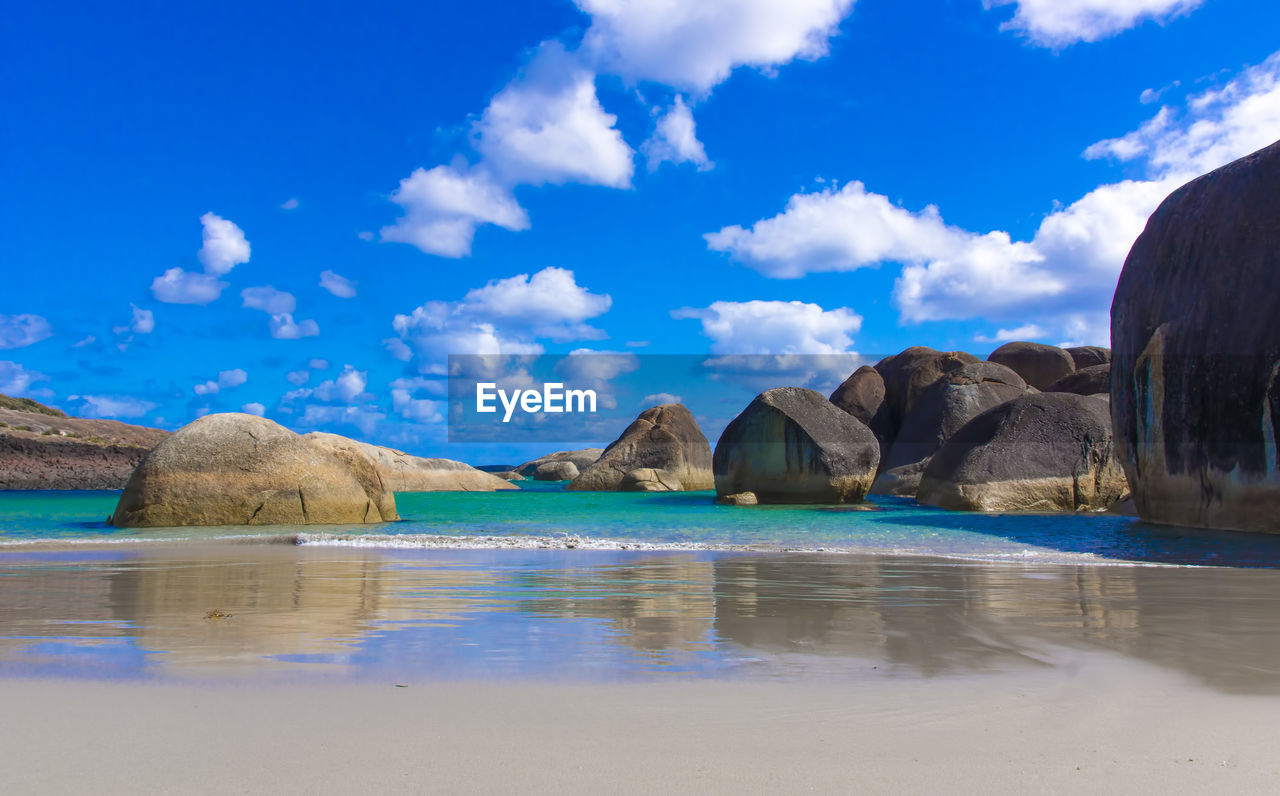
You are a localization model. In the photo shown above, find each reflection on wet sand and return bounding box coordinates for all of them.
[0,547,1279,690]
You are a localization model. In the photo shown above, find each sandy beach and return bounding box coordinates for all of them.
[3,655,1278,794]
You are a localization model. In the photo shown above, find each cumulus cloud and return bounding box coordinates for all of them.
[193,368,248,395]
[241,402,266,416]
[241,286,296,315]
[642,95,712,172]
[74,395,156,419]
[319,270,357,298]
[0,360,48,395]
[0,315,53,349]
[577,0,855,92]
[115,305,155,335]
[281,198,299,210]
[380,164,530,258]
[974,324,1049,344]
[286,370,310,386]
[985,0,1202,47]
[151,213,249,305]
[390,377,445,424]
[309,359,329,370]
[268,314,321,340]
[298,404,386,436]
[642,392,682,406]
[672,300,861,354]
[312,365,368,403]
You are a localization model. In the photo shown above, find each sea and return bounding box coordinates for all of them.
[2,481,1280,688]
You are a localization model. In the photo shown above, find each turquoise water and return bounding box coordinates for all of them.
[4,482,1280,567]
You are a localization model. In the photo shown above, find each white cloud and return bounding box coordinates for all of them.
[286,370,310,386]
[218,369,248,388]
[309,359,329,370]
[642,392,682,406]
[74,395,156,419]
[150,268,226,305]
[269,314,321,340]
[241,286,297,315]
[298,404,385,436]
[985,0,1202,47]
[241,402,266,416]
[319,270,357,298]
[476,41,633,189]
[974,324,1049,344]
[642,95,712,172]
[117,305,155,335]
[577,0,856,92]
[281,198,299,210]
[390,377,446,424]
[672,300,861,354]
[0,315,53,349]
[312,365,368,403]
[197,212,251,276]
[0,361,48,395]
[380,164,529,258]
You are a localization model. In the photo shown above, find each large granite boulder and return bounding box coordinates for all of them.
[873,362,1028,496]
[875,347,980,428]
[988,341,1075,390]
[713,387,879,504]
[534,460,579,481]
[111,414,398,528]
[568,404,713,491]
[1112,139,1280,533]
[917,393,1127,513]
[305,432,515,492]
[515,449,603,478]
[1066,346,1111,370]
[1046,364,1110,396]
[829,365,890,433]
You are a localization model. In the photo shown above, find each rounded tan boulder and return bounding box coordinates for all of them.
[111,414,398,528]
[568,403,714,492]
[305,432,516,493]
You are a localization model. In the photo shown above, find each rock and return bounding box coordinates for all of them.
[1111,139,1280,533]
[716,492,758,506]
[875,347,980,427]
[1046,364,1110,396]
[713,387,880,504]
[493,470,526,481]
[872,362,1027,496]
[111,414,397,528]
[917,393,1127,513]
[475,464,519,473]
[829,366,887,429]
[305,432,515,492]
[1066,346,1111,370]
[988,341,1076,390]
[515,449,604,478]
[568,404,713,492]
[534,460,580,481]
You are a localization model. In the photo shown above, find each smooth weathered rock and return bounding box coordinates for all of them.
[112,414,397,528]
[715,491,758,506]
[516,449,603,478]
[917,393,1127,513]
[1066,346,1111,370]
[713,387,879,504]
[829,366,888,428]
[534,460,580,481]
[988,341,1076,390]
[1112,139,1280,533]
[568,404,713,492]
[493,470,526,481]
[306,432,515,492]
[875,348,981,428]
[1046,364,1110,396]
[872,362,1028,496]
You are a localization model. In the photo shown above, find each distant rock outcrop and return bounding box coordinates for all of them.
[1065,346,1111,370]
[917,393,1127,513]
[713,387,879,504]
[0,396,169,490]
[568,404,713,492]
[1046,364,1110,396]
[515,449,604,478]
[534,461,580,481]
[305,433,515,493]
[1112,139,1280,533]
[111,414,398,528]
[988,341,1076,390]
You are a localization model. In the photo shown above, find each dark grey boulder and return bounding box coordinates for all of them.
[872,362,1028,496]
[1046,364,1110,396]
[713,387,880,504]
[568,403,713,491]
[1066,346,1111,370]
[1112,139,1280,533]
[875,347,980,428]
[988,341,1075,390]
[917,393,1128,512]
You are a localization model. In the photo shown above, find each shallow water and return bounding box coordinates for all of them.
[3,485,1280,687]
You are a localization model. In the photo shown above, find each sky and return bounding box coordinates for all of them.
[2,0,1279,462]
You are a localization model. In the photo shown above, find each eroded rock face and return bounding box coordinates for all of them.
[1046,364,1110,396]
[1066,346,1111,370]
[111,414,397,528]
[534,460,580,481]
[713,387,879,504]
[1112,139,1280,533]
[917,393,1127,513]
[569,404,713,492]
[305,433,515,493]
[873,362,1028,496]
[0,401,169,490]
[988,342,1076,390]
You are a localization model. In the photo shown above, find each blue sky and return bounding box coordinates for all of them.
[2,0,1279,461]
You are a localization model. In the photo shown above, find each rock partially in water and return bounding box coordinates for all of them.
[715,491,758,506]
[534,460,580,481]
[111,413,397,528]
[713,387,879,504]
[988,341,1076,390]
[516,449,603,478]
[917,393,1127,513]
[569,403,713,492]
[1112,139,1280,533]
[306,432,515,492]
